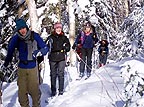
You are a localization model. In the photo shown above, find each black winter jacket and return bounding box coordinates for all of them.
[47,31,70,62]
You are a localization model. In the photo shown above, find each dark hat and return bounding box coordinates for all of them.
[100,39,109,46]
[84,22,91,28]
[15,18,28,31]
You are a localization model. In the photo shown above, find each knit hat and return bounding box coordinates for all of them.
[84,22,91,28]
[16,18,28,31]
[54,22,62,29]
[100,39,109,46]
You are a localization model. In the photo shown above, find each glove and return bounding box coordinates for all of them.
[72,44,77,50]
[63,43,67,52]
[33,50,42,58]
[63,43,70,52]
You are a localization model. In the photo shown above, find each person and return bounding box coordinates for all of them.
[98,39,109,67]
[46,22,70,96]
[72,22,99,78]
[2,18,49,107]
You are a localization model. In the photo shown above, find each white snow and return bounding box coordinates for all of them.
[1,56,136,107]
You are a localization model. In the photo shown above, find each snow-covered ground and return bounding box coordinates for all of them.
[1,55,128,107]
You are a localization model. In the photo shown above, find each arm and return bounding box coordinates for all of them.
[93,33,99,44]
[98,46,102,53]
[34,33,49,56]
[105,46,109,54]
[3,36,17,67]
[72,32,81,49]
[63,36,71,52]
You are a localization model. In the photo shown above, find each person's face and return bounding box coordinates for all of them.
[85,27,91,33]
[102,41,106,45]
[18,27,27,36]
[55,27,62,34]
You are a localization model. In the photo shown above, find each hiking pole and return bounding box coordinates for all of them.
[73,49,97,75]
[73,50,92,71]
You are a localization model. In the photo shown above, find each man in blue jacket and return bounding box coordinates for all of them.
[2,18,48,107]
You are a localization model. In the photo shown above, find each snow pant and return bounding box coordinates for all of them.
[17,67,41,107]
[49,60,65,95]
[80,48,93,74]
[99,53,108,65]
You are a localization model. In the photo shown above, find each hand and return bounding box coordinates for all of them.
[33,50,42,58]
[63,43,67,52]
[72,44,77,50]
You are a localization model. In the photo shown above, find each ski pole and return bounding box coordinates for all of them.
[73,50,92,71]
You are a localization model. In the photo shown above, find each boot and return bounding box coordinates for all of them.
[79,72,84,78]
[87,72,91,78]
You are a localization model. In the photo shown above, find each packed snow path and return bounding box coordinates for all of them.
[2,59,125,107]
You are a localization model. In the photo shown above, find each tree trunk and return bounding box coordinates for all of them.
[25,0,40,34]
[57,0,61,22]
[124,0,129,16]
[18,4,25,18]
[68,0,76,66]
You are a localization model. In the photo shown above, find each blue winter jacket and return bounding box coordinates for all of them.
[74,31,99,49]
[4,31,49,69]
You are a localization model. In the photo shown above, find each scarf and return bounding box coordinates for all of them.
[17,30,38,60]
[17,30,31,41]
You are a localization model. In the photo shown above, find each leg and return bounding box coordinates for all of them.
[79,48,86,77]
[99,54,103,67]
[49,61,57,96]
[57,61,65,95]
[28,67,41,107]
[17,68,29,107]
[86,48,93,76]
[103,54,108,65]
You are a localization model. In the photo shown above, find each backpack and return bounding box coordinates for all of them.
[17,31,44,64]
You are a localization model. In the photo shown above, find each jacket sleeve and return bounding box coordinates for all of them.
[98,46,101,53]
[105,47,109,54]
[4,36,17,67]
[35,33,49,56]
[94,36,99,44]
[74,32,81,45]
[64,36,71,52]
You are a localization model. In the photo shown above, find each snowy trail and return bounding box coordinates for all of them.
[46,62,125,107]
[2,59,125,107]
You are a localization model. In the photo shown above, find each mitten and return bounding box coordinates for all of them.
[63,43,70,52]
[72,43,77,50]
[33,50,42,58]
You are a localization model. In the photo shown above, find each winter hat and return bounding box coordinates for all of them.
[54,22,62,29]
[84,22,91,28]
[16,18,28,31]
[100,39,109,46]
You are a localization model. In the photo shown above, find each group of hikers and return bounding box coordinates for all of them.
[0,18,109,107]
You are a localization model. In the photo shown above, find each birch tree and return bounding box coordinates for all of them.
[25,0,40,33]
[17,0,26,18]
[68,0,76,66]
[57,0,62,22]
